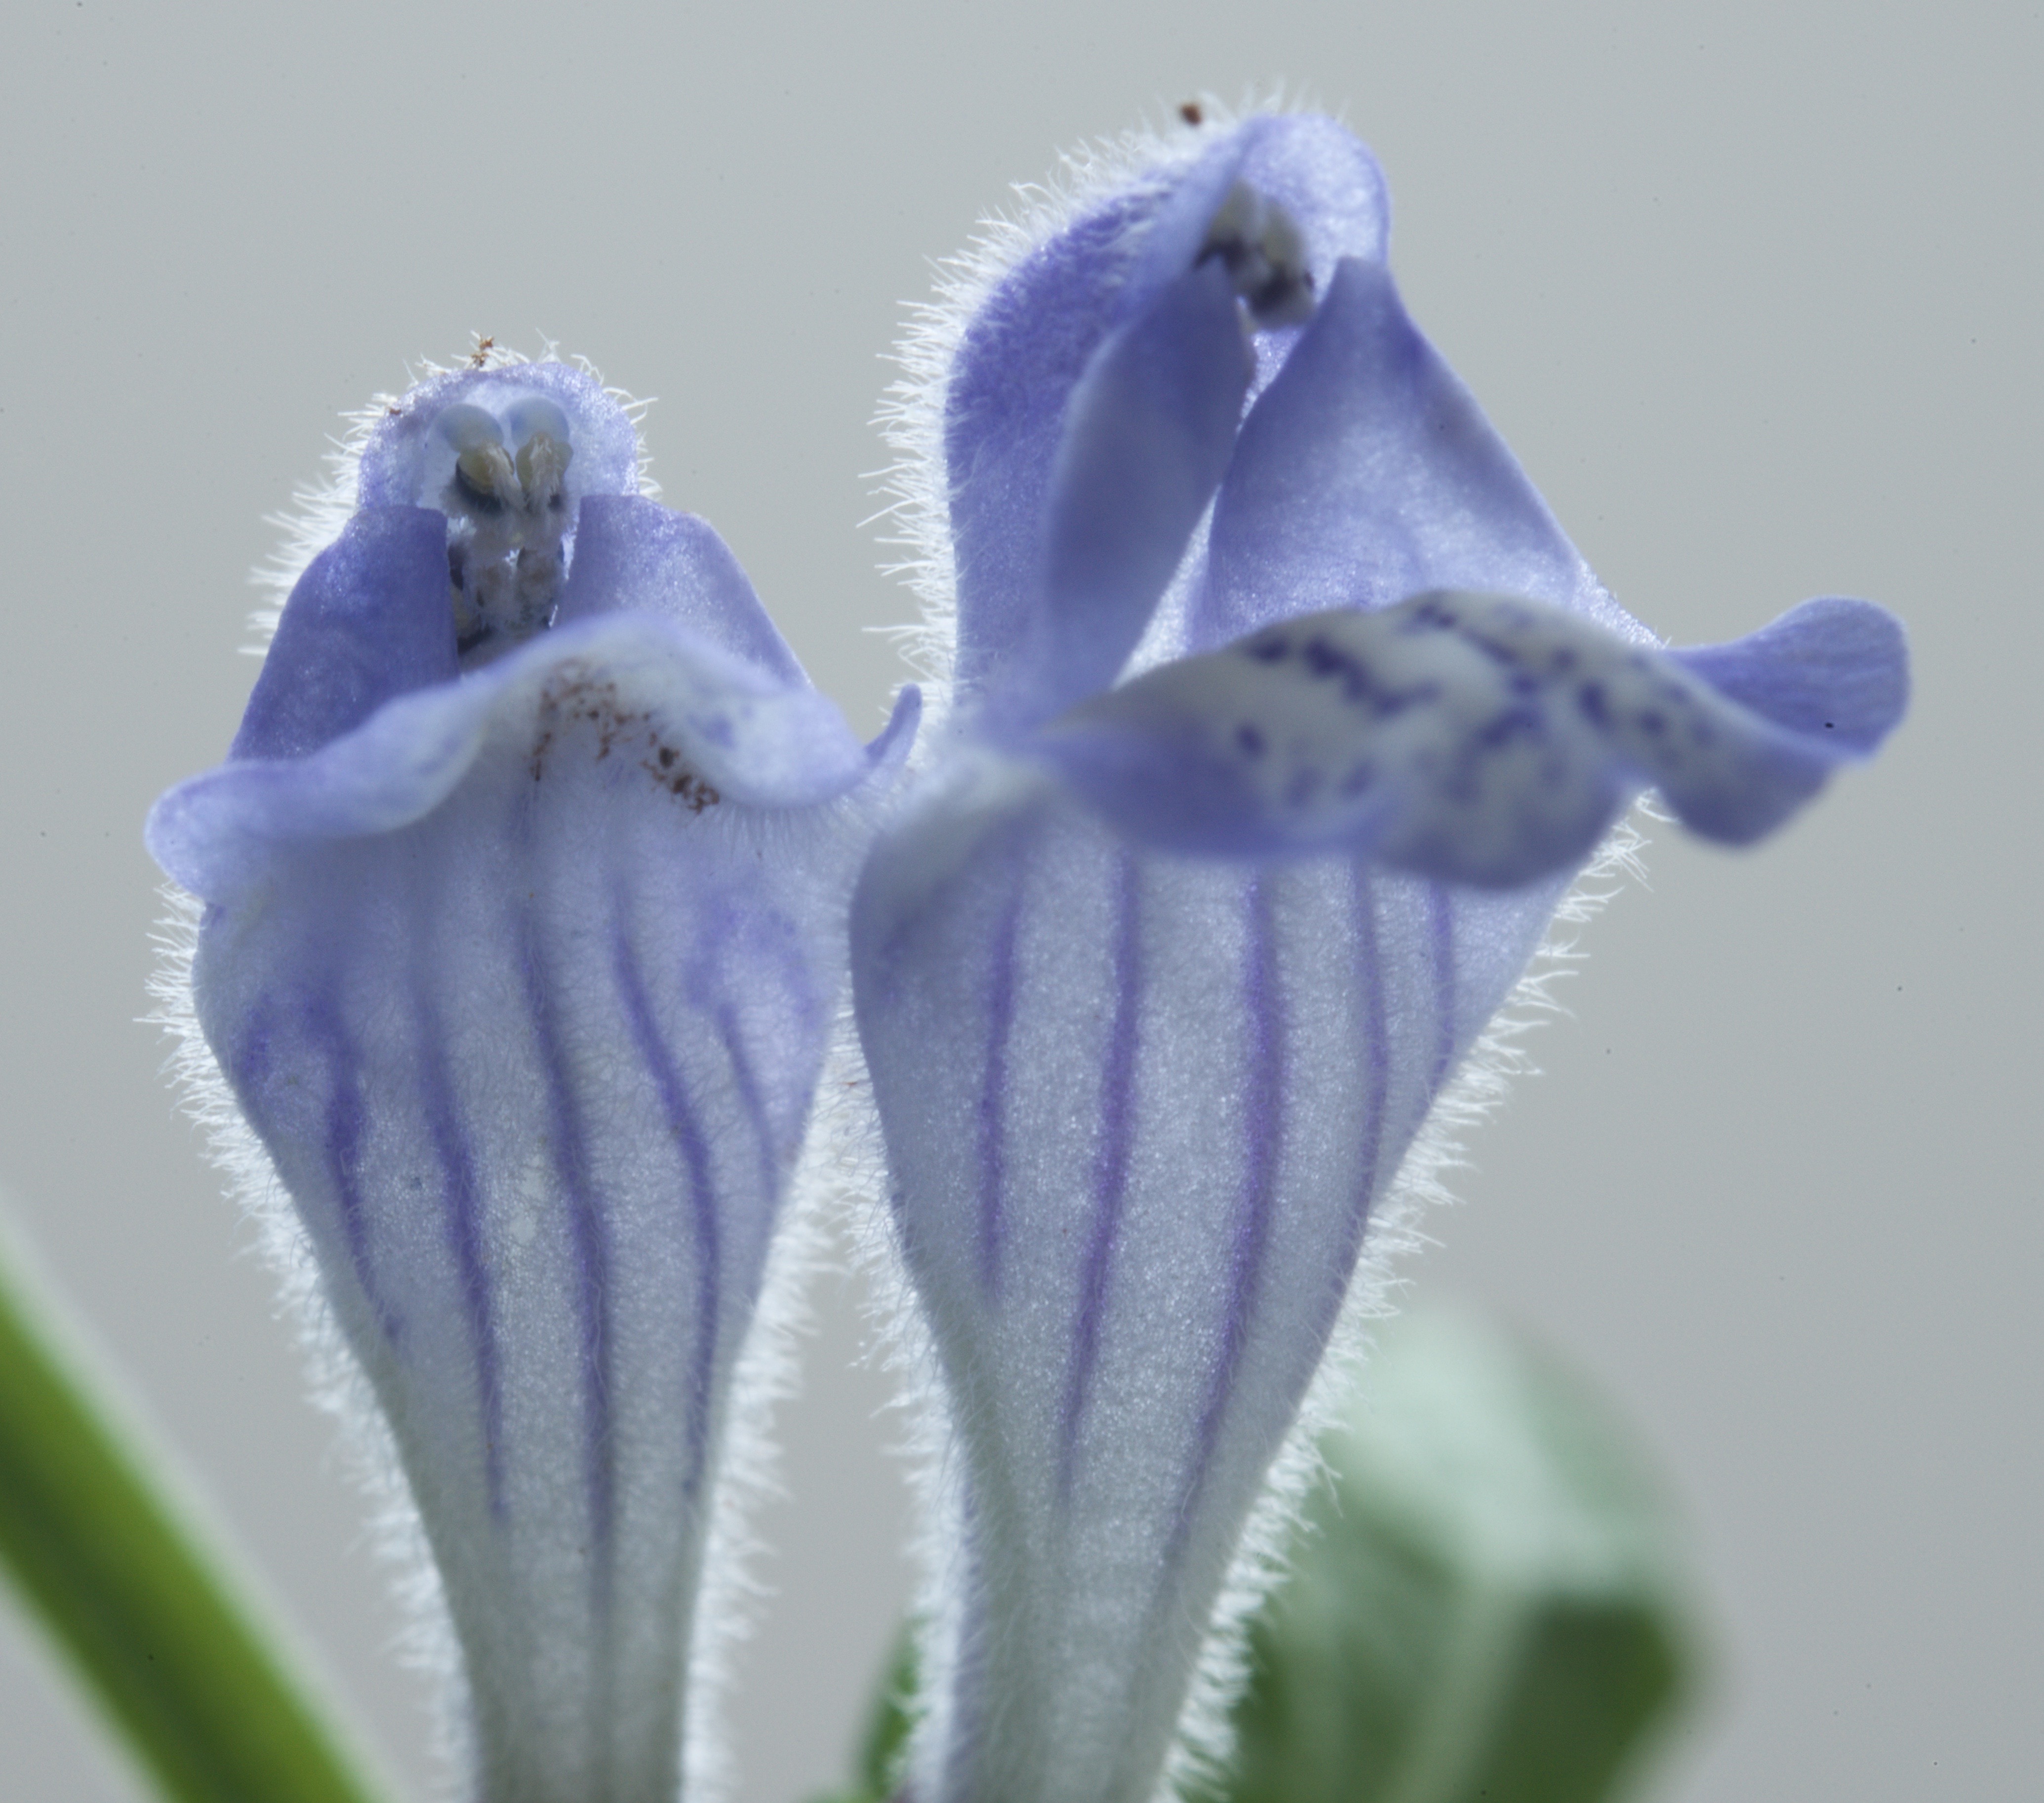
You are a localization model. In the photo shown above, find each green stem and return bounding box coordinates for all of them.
[0,1240,390,1803]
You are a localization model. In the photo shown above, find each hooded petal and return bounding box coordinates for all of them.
[1011,261,1251,724]
[151,371,920,1803]
[1031,591,1909,884]
[945,116,1390,708]
[556,494,809,686]
[1196,256,1636,649]
[230,505,459,761]
[852,764,1554,1803]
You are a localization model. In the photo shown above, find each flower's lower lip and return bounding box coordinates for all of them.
[1030,588,1904,884]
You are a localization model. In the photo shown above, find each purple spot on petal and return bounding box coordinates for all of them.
[1476,705,1542,750]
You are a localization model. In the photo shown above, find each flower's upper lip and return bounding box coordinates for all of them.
[358,361,642,518]
[941,116,1394,715]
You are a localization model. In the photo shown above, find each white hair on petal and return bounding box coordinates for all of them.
[148,887,470,1797]
[1157,809,1650,1803]
[680,1074,835,1803]
[859,94,1655,1803]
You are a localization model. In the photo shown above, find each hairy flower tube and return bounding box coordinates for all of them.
[851,113,1907,1803]
[147,358,918,1803]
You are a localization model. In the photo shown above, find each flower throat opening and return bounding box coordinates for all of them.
[434,398,576,665]
[1200,181,1316,328]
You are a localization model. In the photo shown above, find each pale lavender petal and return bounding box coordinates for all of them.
[1033,592,1907,884]
[557,495,806,686]
[852,771,1552,1803]
[944,141,1242,703]
[150,359,922,1803]
[946,116,1393,709]
[1015,262,1250,722]
[232,505,457,760]
[1669,592,1908,753]
[150,614,916,901]
[1197,257,1638,649]
[860,106,1910,1803]
[160,628,912,1803]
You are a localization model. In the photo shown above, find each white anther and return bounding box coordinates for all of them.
[516,431,572,509]
[437,403,522,509]
[504,396,572,449]
[432,393,582,664]
[1201,181,1316,328]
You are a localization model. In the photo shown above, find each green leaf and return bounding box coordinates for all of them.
[806,1628,917,1803]
[1215,1306,1702,1803]
[0,1226,390,1803]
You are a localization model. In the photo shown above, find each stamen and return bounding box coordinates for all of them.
[432,396,579,665]
[1201,182,1316,328]
[507,398,573,509]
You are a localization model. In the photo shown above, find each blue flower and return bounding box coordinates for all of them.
[851,113,1906,1803]
[147,358,918,1802]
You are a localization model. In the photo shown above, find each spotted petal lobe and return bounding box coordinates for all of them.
[151,613,914,902]
[1033,591,1906,886]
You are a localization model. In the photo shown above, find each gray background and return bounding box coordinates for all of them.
[1,1,2036,1798]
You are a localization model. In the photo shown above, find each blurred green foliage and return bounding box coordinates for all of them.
[0,1229,389,1803]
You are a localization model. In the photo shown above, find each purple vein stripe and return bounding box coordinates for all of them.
[1426,881,1457,1086]
[413,984,506,1514]
[233,989,397,1345]
[306,988,402,1347]
[974,851,1028,1299]
[614,925,723,1504]
[1336,866,1392,1277]
[519,902,617,1590]
[1167,873,1284,1558]
[718,998,784,1272]
[1056,851,1142,1498]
